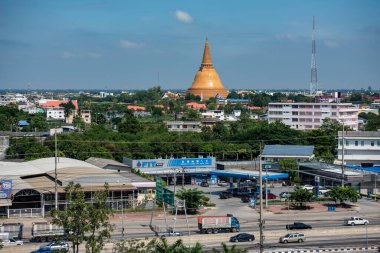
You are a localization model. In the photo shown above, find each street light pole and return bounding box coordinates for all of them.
[341,124,345,187]
[265,166,268,209]
[259,154,264,253]
[54,129,58,209]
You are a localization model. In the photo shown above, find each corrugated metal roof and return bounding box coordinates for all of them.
[85,157,130,169]
[262,145,314,158]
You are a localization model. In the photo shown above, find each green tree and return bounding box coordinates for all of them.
[154,238,185,253]
[51,182,112,253]
[25,144,53,160]
[212,242,248,253]
[118,112,141,134]
[85,183,113,253]
[176,188,206,214]
[60,100,76,118]
[279,159,299,184]
[289,188,314,208]
[52,182,88,253]
[113,239,156,253]
[329,186,358,205]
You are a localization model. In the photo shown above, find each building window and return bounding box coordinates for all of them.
[355,141,358,146]
[339,141,343,146]
[346,140,349,146]
[361,141,364,146]
[371,141,374,146]
[377,141,380,146]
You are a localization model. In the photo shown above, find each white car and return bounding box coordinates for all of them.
[47,241,69,251]
[318,187,331,195]
[2,238,24,245]
[217,181,229,187]
[301,185,314,191]
[158,231,182,237]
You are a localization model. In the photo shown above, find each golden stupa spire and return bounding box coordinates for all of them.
[201,38,213,69]
[187,38,228,100]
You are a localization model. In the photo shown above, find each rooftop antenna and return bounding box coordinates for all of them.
[310,16,318,95]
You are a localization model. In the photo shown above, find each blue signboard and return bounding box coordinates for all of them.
[168,158,212,167]
[0,180,12,199]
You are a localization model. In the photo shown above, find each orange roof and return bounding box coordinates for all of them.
[247,106,263,110]
[186,102,206,109]
[39,100,78,110]
[127,105,146,111]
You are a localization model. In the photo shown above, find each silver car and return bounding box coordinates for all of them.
[279,233,305,243]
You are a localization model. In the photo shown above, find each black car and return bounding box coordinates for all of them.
[241,195,251,203]
[219,191,233,199]
[200,181,209,187]
[286,222,312,230]
[229,233,255,242]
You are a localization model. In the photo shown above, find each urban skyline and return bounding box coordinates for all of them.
[1,0,379,90]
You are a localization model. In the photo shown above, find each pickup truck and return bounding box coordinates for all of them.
[1,238,24,245]
[286,222,312,230]
[157,231,182,237]
[344,217,369,226]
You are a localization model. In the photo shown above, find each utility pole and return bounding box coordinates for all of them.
[259,145,264,253]
[341,124,345,187]
[54,128,58,209]
[265,166,268,209]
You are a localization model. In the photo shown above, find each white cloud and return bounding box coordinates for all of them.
[174,10,193,24]
[120,40,143,49]
[62,51,77,59]
[61,51,102,59]
[324,40,340,48]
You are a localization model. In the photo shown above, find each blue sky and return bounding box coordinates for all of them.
[0,0,379,90]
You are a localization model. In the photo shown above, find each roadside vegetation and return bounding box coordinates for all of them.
[113,238,248,253]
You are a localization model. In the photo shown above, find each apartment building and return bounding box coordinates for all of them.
[66,110,92,124]
[337,131,380,166]
[46,107,65,120]
[268,102,359,130]
[165,121,202,133]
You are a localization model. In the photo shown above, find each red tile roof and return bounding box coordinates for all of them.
[186,102,206,109]
[127,105,146,111]
[39,100,78,110]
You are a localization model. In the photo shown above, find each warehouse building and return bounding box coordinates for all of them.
[0,157,155,218]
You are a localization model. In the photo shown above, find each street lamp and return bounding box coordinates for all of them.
[340,121,345,187]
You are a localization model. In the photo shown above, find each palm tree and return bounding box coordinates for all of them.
[154,238,185,253]
[212,242,248,253]
[186,242,203,253]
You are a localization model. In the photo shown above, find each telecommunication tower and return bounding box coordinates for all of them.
[310,16,318,95]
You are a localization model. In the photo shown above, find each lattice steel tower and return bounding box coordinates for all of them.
[310,16,318,95]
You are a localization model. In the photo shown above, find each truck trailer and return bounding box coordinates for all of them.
[0,223,23,239]
[198,215,240,234]
[31,222,65,242]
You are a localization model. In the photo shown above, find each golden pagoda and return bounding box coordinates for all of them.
[187,39,228,100]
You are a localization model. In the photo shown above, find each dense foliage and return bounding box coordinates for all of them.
[5,115,343,162]
[329,186,359,205]
[113,238,246,253]
[51,182,113,253]
[289,188,315,208]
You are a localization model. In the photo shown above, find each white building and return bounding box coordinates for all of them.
[268,102,359,130]
[46,107,65,121]
[337,131,380,166]
[201,110,225,120]
[165,121,202,133]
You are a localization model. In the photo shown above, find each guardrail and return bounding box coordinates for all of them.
[8,208,43,218]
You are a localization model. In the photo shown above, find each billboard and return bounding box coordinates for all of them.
[133,158,215,169]
[0,180,12,199]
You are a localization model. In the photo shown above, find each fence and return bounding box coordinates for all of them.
[8,208,43,218]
